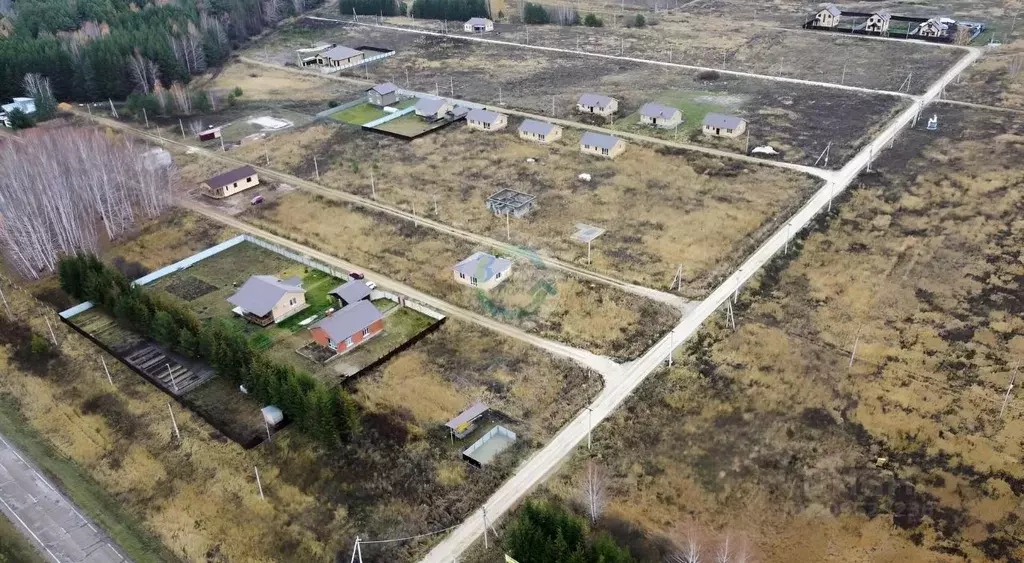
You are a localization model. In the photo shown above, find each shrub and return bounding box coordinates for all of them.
[328,100,340,108]
[697,69,721,81]
[583,13,603,27]
[633,13,645,27]
[523,2,550,24]
[231,86,243,97]
[8,108,35,130]
[30,334,50,356]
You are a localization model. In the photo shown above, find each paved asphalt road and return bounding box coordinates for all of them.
[0,433,127,563]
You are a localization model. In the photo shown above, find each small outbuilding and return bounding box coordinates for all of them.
[463,17,494,32]
[315,45,365,67]
[367,82,399,107]
[414,97,453,121]
[261,405,284,427]
[201,165,260,198]
[328,279,373,307]
[518,119,562,143]
[309,300,384,354]
[702,113,746,138]
[812,5,842,28]
[198,127,222,142]
[639,102,683,129]
[576,93,618,117]
[466,108,508,131]
[487,188,536,218]
[445,402,488,439]
[864,11,891,34]
[227,275,306,326]
[580,131,625,158]
[452,251,512,290]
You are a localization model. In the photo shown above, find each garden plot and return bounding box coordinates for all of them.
[221,119,818,299]
[146,241,440,383]
[476,105,1024,562]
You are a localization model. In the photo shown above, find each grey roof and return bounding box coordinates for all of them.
[519,119,557,136]
[329,280,372,304]
[227,275,304,316]
[820,5,841,16]
[578,93,615,109]
[322,45,363,60]
[466,108,503,124]
[415,97,449,116]
[203,165,256,189]
[702,112,745,129]
[871,10,891,20]
[368,82,398,95]
[580,131,621,150]
[453,251,512,281]
[452,106,471,118]
[639,102,681,120]
[446,401,489,430]
[466,17,492,25]
[311,300,383,342]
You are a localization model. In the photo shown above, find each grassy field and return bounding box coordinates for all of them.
[471,105,1024,562]
[945,38,1024,110]
[2,217,603,563]
[0,512,45,563]
[220,118,818,299]
[373,111,440,136]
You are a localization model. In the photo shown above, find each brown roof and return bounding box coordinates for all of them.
[203,165,257,189]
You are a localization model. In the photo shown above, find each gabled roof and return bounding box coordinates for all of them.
[453,251,512,281]
[703,113,745,129]
[415,97,450,116]
[871,10,891,20]
[578,93,615,109]
[580,131,621,150]
[311,300,383,342]
[466,108,503,124]
[466,17,492,25]
[203,165,257,189]
[518,119,558,136]
[445,402,488,430]
[322,45,362,60]
[227,275,304,316]
[639,102,681,120]
[329,280,372,304]
[819,5,841,16]
[368,82,398,95]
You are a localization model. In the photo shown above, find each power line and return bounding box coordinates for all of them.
[357,522,462,545]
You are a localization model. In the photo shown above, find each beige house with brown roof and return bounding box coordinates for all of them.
[201,166,259,199]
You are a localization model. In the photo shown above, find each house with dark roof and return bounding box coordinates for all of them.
[864,11,892,34]
[314,45,365,67]
[367,82,399,106]
[227,275,306,326]
[452,251,512,290]
[200,165,259,199]
[309,300,384,353]
[812,5,842,28]
[463,17,494,32]
[576,93,618,117]
[466,108,508,131]
[518,119,562,143]
[328,280,373,307]
[702,113,747,138]
[580,131,626,158]
[639,103,683,129]
[415,97,453,121]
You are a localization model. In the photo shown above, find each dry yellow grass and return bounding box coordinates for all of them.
[199,62,358,102]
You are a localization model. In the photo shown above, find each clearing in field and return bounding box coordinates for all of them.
[468,104,1024,562]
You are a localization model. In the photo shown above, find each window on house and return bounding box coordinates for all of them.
[246,176,252,182]
[496,271,501,279]
[232,182,238,188]
[362,327,370,336]
[471,277,478,285]
[459,272,465,279]
[602,148,609,155]
[345,337,354,347]
[726,128,733,133]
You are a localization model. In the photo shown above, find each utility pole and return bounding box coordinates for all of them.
[586,406,594,449]
[667,330,674,366]
[167,402,181,440]
[482,507,490,549]
[841,62,847,85]
[498,85,503,105]
[254,466,264,499]
[166,363,178,393]
[744,127,750,154]
[264,416,273,443]
[101,357,114,387]
[349,537,363,563]
[552,96,556,116]
[848,328,861,368]
[505,210,511,240]
[726,300,736,330]
[0,286,9,317]
[179,118,185,138]
[143,108,149,128]
[433,195,438,215]
[109,98,118,118]
[313,155,320,179]
[450,76,454,97]
[1000,362,1019,418]
[405,67,410,87]
[370,170,376,198]
[265,146,271,167]
[44,317,58,346]
[219,135,226,152]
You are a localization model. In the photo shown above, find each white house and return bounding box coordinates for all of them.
[812,5,842,28]
[576,93,618,117]
[639,103,683,129]
[518,119,562,144]
[201,165,260,198]
[466,108,507,131]
[452,251,512,290]
[414,97,452,121]
[915,18,950,38]
[463,17,493,32]
[864,11,891,34]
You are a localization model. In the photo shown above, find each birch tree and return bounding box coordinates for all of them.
[579,461,609,523]
[668,521,705,563]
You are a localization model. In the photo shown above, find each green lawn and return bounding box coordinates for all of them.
[275,269,343,332]
[329,99,416,125]
[0,395,177,563]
